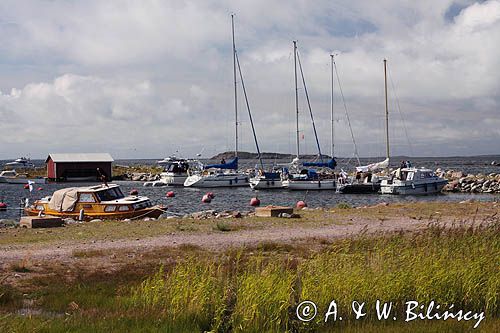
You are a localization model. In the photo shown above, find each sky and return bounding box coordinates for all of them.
[0,0,499,159]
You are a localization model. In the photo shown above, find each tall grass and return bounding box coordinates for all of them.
[129,222,499,332]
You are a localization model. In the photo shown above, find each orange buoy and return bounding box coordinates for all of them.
[166,191,175,198]
[23,184,29,189]
[202,194,212,203]
[250,197,260,207]
[129,189,139,195]
[296,200,307,209]
[0,202,7,211]
[207,192,215,199]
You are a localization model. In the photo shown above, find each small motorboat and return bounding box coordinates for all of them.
[380,167,448,195]
[0,170,47,184]
[183,157,250,188]
[25,184,165,220]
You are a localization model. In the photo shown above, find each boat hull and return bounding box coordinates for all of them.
[282,179,336,190]
[144,174,188,187]
[24,205,165,221]
[3,177,47,184]
[338,183,381,194]
[184,173,250,188]
[380,180,447,195]
[249,177,283,189]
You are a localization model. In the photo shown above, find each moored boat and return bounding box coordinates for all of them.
[380,167,447,195]
[0,170,47,184]
[25,184,165,220]
[144,157,192,187]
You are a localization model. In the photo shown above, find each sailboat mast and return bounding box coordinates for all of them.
[330,54,335,158]
[232,14,238,158]
[293,41,299,159]
[384,59,389,163]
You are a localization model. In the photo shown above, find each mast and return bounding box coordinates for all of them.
[384,59,389,164]
[235,52,264,170]
[330,54,335,158]
[293,41,299,159]
[231,14,238,158]
[297,50,323,162]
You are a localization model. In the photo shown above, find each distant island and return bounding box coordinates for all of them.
[210,151,332,160]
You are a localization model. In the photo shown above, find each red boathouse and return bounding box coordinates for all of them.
[46,153,114,182]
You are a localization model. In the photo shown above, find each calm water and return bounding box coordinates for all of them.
[1,156,499,220]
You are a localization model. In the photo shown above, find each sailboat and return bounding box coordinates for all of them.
[337,57,390,194]
[281,41,337,191]
[183,15,249,188]
[374,59,447,195]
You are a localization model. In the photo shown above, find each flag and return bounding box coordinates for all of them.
[28,180,35,192]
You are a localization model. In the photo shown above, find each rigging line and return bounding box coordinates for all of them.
[332,57,361,166]
[387,64,414,157]
[235,51,264,170]
[296,50,323,162]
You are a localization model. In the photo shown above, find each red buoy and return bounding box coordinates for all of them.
[37,187,43,191]
[0,202,7,211]
[250,197,260,207]
[296,200,307,209]
[202,194,212,203]
[166,191,175,198]
[129,189,139,195]
[23,184,29,189]
[207,192,215,199]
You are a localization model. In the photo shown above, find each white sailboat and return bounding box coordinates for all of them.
[184,15,249,188]
[281,42,337,191]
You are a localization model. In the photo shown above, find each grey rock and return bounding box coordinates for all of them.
[89,219,103,223]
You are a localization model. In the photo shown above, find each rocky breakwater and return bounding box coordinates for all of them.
[439,169,500,194]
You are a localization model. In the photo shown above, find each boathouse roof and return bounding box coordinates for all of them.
[46,153,114,163]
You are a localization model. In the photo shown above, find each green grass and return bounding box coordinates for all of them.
[0,203,498,332]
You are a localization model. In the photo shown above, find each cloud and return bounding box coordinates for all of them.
[0,0,499,158]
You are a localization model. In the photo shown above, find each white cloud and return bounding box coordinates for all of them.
[0,0,499,158]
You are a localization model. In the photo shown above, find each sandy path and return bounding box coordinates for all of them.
[0,217,428,264]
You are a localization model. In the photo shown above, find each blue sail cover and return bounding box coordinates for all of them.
[302,158,337,169]
[204,157,238,170]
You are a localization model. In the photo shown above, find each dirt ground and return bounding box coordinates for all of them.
[1,201,498,285]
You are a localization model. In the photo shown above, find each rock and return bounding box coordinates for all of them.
[63,218,78,225]
[0,219,17,228]
[279,212,293,218]
[451,171,464,179]
[123,219,131,222]
[232,211,242,218]
[89,219,103,223]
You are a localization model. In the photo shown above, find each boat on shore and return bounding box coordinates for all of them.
[0,170,47,184]
[25,184,165,220]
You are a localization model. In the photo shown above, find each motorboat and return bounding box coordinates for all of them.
[5,157,35,169]
[380,167,447,195]
[0,170,47,184]
[25,184,165,220]
[144,157,191,187]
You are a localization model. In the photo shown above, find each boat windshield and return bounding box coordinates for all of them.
[95,187,125,201]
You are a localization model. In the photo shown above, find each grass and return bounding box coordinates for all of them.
[1,202,496,248]
[0,202,498,332]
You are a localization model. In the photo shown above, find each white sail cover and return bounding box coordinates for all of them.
[355,158,389,173]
